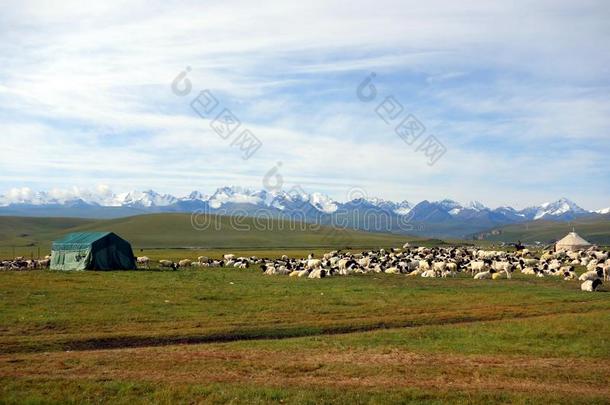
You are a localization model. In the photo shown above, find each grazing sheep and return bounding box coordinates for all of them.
[581,279,602,292]
[306,259,322,270]
[492,261,514,279]
[474,269,496,279]
[159,260,178,270]
[178,259,192,268]
[470,260,490,275]
[579,269,603,281]
[136,256,150,269]
[308,268,327,279]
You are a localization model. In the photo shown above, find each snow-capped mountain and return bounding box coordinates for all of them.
[0,187,605,238]
[309,192,338,214]
[362,198,412,215]
[206,186,263,209]
[117,190,179,208]
[524,198,588,221]
[467,201,487,211]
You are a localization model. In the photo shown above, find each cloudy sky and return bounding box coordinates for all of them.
[1,0,609,209]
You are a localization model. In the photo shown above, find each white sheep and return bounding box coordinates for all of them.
[580,279,602,292]
[474,269,496,279]
[579,269,603,281]
[136,256,150,269]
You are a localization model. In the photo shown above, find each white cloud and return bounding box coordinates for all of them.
[0,0,609,209]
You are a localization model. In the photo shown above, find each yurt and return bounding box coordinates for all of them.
[555,231,592,251]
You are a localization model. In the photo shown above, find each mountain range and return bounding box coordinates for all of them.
[0,187,607,238]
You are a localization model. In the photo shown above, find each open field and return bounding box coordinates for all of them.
[1,267,609,404]
[477,214,610,245]
[0,214,457,260]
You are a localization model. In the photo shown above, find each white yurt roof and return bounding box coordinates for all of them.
[555,231,591,248]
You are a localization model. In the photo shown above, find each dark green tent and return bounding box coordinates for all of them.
[50,232,136,271]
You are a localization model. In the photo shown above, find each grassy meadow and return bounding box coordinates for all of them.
[0,266,609,404]
[0,214,455,260]
[0,214,608,403]
[479,214,610,245]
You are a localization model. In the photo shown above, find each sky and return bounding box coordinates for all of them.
[0,0,609,210]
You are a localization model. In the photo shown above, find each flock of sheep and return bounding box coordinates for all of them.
[0,256,51,271]
[139,244,609,292]
[2,245,607,292]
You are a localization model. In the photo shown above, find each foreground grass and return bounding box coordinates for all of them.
[1,269,608,353]
[1,269,608,403]
[1,311,609,404]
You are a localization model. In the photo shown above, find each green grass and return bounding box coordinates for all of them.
[2,269,607,353]
[1,261,609,403]
[478,214,610,244]
[0,214,444,260]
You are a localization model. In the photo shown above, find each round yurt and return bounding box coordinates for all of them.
[555,231,592,252]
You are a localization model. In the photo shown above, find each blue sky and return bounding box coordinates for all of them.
[0,0,609,209]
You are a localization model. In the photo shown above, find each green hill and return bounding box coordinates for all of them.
[0,216,99,247]
[475,214,610,245]
[0,214,430,253]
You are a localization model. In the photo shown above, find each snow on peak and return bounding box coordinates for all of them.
[207,186,262,209]
[533,198,587,220]
[596,207,610,215]
[183,191,208,201]
[393,200,412,215]
[435,199,462,211]
[309,192,338,213]
[361,197,412,215]
[118,190,178,207]
[467,200,487,211]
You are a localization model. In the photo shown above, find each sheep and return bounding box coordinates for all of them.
[492,272,506,280]
[385,266,400,274]
[421,269,437,278]
[521,266,536,275]
[178,259,192,268]
[492,261,514,279]
[581,279,602,292]
[159,260,178,270]
[443,262,458,278]
[474,269,496,279]
[432,261,447,276]
[36,258,51,269]
[308,268,327,279]
[223,254,236,261]
[586,260,599,272]
[136,256,150,269]
[578,268,603,281]
[306,259,322,270]
[469,260,490,275]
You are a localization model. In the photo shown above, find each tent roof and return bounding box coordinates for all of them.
[52,232,113,250]
[555,232,591,247]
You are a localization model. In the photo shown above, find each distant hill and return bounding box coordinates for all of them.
[472,214,610,245]
[0,217,99,247]
[0,214,432,252]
